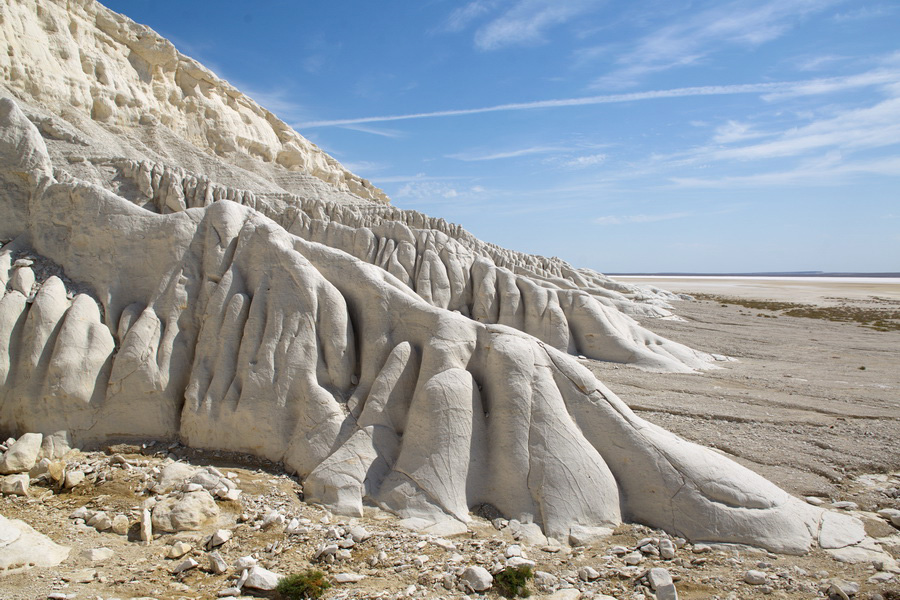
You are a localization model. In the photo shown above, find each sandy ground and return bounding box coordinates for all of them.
[593,277,900,503]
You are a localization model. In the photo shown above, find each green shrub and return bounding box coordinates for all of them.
[275,570,332,600]
[494,564,534,598]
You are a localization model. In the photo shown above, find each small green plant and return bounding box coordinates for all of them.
[494,564,534,598]
[275,570,332,600]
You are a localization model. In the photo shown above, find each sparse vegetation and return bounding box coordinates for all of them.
[275,570,332,600]
[494,565,534,598]
[696,294,900,331]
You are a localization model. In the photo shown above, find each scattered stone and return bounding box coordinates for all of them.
[151,490,219,532]
[167,541,192,559]
[624,551,644,565]
[461,565,493,592]
[349,525,371,543]
[0,433,42,474]
[111,514,130,535]
[659,538,676,559]
[80,547,115,563]
[334,572,366,583]
[646,567,678,600]
[233,555,258,570]
[578,566,600,581]
[825,579,859,599]
[208,550,229,574]
[139,509,152,543]
[744,570,768,585]
[832,501,859,511]
[64,470,86,489]
[244,565,283,591]
[0,473,29,496]
[877,508,900,527]
[207,528,232,549]
[806,496,825,506]
[87,511,112,532]
[172,557,199,574]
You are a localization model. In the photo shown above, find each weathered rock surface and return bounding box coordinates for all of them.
[0,514,70,572]
[0,0,866,557]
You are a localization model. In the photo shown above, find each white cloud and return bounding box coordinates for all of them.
[591,0,842,89]
[594,212,691,225]
[443,0,604,50]
[474,0,603,50]
[671,154,900,188]
[563,153,607,167]
[712,120,769,144]
[709,97,900,161]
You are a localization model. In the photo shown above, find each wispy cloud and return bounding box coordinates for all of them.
[709,97,900,161]
[445,0,604,51]
[832,4,898,22]
[671,154,900,188]
[590,0,842,89]
[561,153,608,167]
[447,145,565,161]
[338,124,405,138]
[475,0,603,50]
[595,212,691,226]
[298,69,896,128]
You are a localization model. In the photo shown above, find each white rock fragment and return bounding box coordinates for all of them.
[207,528,232,549]
[334,572,366,583]
[0,433,42,474]
[64,470,85,489]
[172,557,199,574]
[0,473,29,496]
[0,514,70,572]
[80,547,115,563]
[461,566,493,592]
[647,567,678,600]
[744,570,768,585]
[208,550,228,574]
[878,508,900,527]
[151,490,219,532]
[111,514,130,535]
[244,566,283,591]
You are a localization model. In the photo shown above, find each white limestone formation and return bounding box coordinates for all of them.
[0,0,866,555]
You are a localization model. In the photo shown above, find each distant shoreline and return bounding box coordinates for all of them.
[608,272,900,278]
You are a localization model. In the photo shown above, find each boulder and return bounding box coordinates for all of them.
[151,490,219,532]
[0,433,42,474]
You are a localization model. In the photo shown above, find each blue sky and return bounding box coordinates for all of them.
[103,0,900,273]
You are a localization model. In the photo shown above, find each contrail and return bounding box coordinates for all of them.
[296,72,897,128]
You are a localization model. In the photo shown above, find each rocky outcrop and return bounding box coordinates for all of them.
[0,95,865,554]
[0,0,386,203]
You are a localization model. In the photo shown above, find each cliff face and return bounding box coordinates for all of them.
[0,0,388,203]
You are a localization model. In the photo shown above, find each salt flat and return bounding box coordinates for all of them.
[616,275,900,306]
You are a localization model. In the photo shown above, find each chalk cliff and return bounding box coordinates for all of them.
[0,0,865,554]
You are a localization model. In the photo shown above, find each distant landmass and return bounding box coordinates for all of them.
[609,272,900,278]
